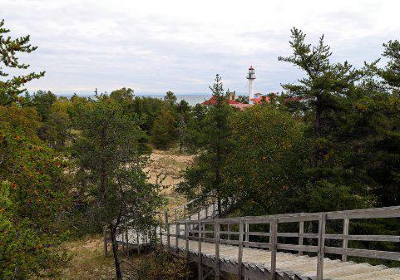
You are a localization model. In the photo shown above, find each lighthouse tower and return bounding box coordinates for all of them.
[246,66,256,103]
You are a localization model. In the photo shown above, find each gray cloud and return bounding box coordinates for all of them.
[2,0,400,95]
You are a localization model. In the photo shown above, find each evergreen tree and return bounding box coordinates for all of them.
[0,19,45,106]
[179,74,233,215]
[72,96,163,280]
[151,109,177,149]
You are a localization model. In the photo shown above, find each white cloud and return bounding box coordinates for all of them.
[2,0,400,94]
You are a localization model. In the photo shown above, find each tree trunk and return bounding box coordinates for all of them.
[110,224,123,280]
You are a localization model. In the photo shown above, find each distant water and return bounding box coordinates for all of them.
[135,93,212,105]
[58,92,213,106]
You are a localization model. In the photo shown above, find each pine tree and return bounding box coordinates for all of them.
[0,20,45,106]
[179,74,233,215]
[72,96,163,280]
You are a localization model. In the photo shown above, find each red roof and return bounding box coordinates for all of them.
[201,95,241,105]
[251,96,270,104]
[249,65,254,70]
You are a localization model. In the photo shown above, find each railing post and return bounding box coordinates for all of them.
[245,221,249,248]
[125,226,129,253]
[176,222,180,251]
[342,216,349,262]
[270,219,278,280]
[185,222,189,257]
[317,213,326,280]
[137,231,141,254]
[212,200,216,217]
[165,211,170,247]
[198,220,203,280]
[214,222,220,280]
[298,221,304,256]
[238,220,244,280]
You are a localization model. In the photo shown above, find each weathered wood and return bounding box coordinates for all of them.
[214,222,220,280]
[198,220,203,280]
[270,219,278,280]
[316,213,326,280]
[165,211,171,247]
[324,246,400,261]
[298,221,304,256]
[342,216,349,262]
[238,220,244,280]
[245,222,249,248]
[176,223,180,251]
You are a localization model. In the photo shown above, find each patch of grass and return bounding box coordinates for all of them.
[53,236,116,280]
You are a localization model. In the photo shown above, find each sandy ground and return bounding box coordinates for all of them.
[145,149,194,210]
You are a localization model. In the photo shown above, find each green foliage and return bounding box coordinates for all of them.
[132,247,192,280]
[0,19,45,106]
[71,95,163,279]
[151,109,177,149]
[179,75,233,212]
[0,108,70,279]
[226,106,308,215]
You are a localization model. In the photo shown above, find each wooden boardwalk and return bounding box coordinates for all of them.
[112,200,400,280]
[163,236,400,280]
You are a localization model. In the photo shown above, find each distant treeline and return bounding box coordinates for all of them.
[1,16,400,278]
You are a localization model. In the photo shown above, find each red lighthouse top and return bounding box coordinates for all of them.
[249,65,254,70]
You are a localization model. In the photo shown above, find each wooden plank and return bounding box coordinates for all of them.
[316,213,326,280]
[176,223,179,251]
[278,232,318,238]
[215,222,220,280]
[238,220,244,280]
[324,233,400,242]
[248,232,271,237]
[243,241,271,249]
[342,216,349,262]
[198,220,203,280]
[276,243,319,253]
[270,219,278,280]
[245,222,249,248]
[185,223,189,258]
[298,221,304,256]
[165,212,171,247]
[324,246,400,261]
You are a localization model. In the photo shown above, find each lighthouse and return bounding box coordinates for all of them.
[247,66,256,103]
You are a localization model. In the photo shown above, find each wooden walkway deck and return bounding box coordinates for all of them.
[163,236,400,280]
[112,200,400,280]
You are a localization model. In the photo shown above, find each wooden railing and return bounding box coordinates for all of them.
[161,205,400,280]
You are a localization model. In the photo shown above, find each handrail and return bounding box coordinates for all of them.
[160,205,400,280]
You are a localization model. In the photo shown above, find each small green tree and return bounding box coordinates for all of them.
[226,106,307,215]
[0,19,45,106]
[179,74,233,215]
[72,96,163,280]
[151,109,177,149]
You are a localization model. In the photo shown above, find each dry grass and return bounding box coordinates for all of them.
[54,236,116,280]
[53,149,194,279]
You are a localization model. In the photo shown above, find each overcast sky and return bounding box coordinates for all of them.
[2,0,400,95]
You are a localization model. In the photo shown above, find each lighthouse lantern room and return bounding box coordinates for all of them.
[246,66,256,103]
